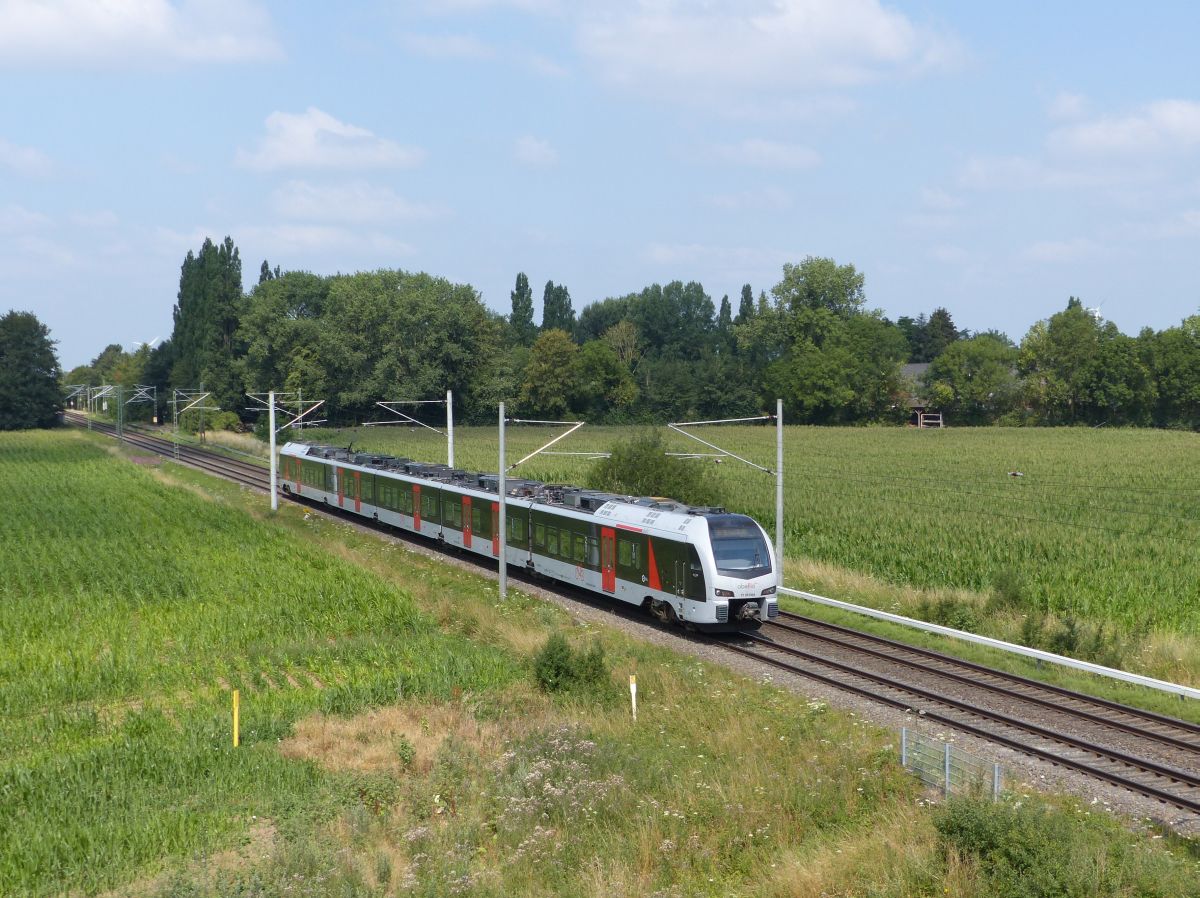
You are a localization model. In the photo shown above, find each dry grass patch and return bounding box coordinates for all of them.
[283,701,506,775]
[764,808,940,898]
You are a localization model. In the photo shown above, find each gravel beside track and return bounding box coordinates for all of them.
[63,414,1200,834]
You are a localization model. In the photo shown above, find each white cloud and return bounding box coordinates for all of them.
[272,181,445,224]
[1049,99,1200,157]
[714,139,820,169]
[399,32,496,60]
[928,244,969,264]
[578,0,959,106]
[514,135,558,166]
[1047,91,1087,121]
[706,186,792,211]
[0,137,52,176]
[239,224,416,257]
[1021,238,1099,263]
[69,210,120,228]
[645,242,781,269]
[0,203,51,234]
[0,0,281,67]
[237,108,426,171]
[920,187,963,210]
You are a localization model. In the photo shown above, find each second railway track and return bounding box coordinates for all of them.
[66,413,1200,819]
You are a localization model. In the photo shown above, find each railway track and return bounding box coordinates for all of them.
[66,413,1200,818]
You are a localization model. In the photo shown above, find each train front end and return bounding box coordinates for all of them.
[701,513,780,629]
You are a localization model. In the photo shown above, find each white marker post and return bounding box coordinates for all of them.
[629,674,637,722]
[447,389,455,468]
[268,389,278,512]
[776,398,784,571]
[498,401,507,600]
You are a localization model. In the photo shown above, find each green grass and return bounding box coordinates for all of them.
[0,431,518,895]
[5,429,1197,897]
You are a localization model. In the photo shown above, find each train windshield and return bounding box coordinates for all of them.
[708,515,772,579]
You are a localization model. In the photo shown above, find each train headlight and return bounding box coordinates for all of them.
[714,588,734,598]
[760,586,776,596]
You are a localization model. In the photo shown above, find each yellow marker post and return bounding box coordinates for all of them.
[629,674,637,723]
[232,689,240,747]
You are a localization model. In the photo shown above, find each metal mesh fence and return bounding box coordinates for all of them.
[900,727,1002,800]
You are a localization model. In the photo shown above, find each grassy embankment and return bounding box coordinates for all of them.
[303,424,1200,693]
[6,429,1196,896]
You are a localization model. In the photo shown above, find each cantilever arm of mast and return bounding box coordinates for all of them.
[667,416,776,476]
[506,419,586,473]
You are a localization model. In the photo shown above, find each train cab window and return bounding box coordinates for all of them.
[534,522,545,548]
[547,528,559,556]
[573,534,587,564]
[708,514,771,579]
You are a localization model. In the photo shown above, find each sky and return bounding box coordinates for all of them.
[2,1,1200,369]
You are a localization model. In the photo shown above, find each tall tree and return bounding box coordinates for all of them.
[170,237,244,409]
[924,307,960,359]
[541,281,576,334]
[771,256,865,318]
[736,283,755,324]
[0,310,62,430]
[509,272,536,346]
[541,280,575,334]
[716,294,733,353]
[258,260,280,284]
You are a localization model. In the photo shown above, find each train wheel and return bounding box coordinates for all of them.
[647,598,676,625]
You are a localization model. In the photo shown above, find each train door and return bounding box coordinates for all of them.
[600,527,616,593]
[413,484,422,531]
[462,496,472,549]
[491,502,499,557]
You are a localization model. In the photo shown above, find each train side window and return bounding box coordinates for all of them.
[401,487,412,514]
[472,506,483,533]
[534,522,545,547]
[509,515,523,542]
[547,528,559,556]
[587,538,600,566]
[573,534,586,564]
[617,539,632,567]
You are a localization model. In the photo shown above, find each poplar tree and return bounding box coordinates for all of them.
[510,272,536,345]
[170,237,244,408]
[541,280,576,334]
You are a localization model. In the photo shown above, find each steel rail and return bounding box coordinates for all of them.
[766,615,1200,754]
[725,636,1200,816]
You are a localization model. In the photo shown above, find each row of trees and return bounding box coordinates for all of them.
[62,235,1200,430]
[923,300,1200,427]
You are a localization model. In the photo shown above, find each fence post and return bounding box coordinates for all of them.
[900,727,908,767]
[944,743,952,798]
[993,763,1001,801]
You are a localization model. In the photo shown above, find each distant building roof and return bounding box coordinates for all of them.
[901,362,931,380]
